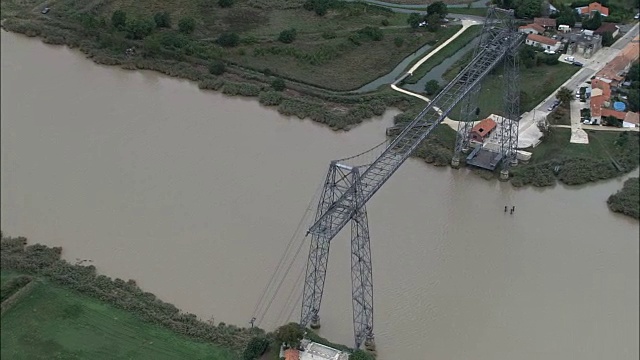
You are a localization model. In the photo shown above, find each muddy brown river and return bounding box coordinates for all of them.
[2,30,638,359]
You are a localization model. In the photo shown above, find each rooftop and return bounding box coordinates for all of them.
[471,118,497,135]
[519,23,545,33]
[594,22,619,34]
[527,33,559,46]
[534,17,556,27]
[624,112,640,125]
[579,2,609,16]
[299,340,349,360]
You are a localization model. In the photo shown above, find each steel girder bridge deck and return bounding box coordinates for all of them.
[297,7,525,350]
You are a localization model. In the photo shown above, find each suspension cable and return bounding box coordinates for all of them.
[251,178,324,323]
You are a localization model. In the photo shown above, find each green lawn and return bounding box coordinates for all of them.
[449,63,579,120]
[404,24,482,84]
[1,279,235,360]
[448,7,489,16]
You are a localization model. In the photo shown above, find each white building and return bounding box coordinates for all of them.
[525,34,562,52]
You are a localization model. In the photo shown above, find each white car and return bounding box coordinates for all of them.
[565,56,575,63]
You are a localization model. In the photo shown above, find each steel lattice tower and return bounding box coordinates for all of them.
[452,8,521,177]
[298,6,524,350]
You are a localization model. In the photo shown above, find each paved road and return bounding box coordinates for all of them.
[518,22,639,147]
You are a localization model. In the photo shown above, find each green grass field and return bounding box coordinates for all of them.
[449,63,579,120]
[1,276,235,360]
[1,0,464,91]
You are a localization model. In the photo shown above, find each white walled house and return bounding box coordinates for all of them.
[526,34,562,52]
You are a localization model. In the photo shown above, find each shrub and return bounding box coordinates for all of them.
[259,91,284,106]
[216,32,240,47]
[358,26,383,41]
[394,37,404,47]
[178,17,196,34]
[242,336,270,360]
[272,78,286,91]
[219,0,234,7]
[424,80,440,95]
[278,28,297,44]
[153,12,171,28]
[209,61,226,75]
[222,82,261,97]
[607,177,639,219]
[111,10,127,30]
[125,18,155,40]
[381,18,390,26]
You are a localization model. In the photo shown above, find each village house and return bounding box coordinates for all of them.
[575,2,609,17]
[281,340,349,360]
[595,22,620,38]
[470,118,497,143]
[623,112,640,128]
[533,17,556,29]
[565,30,602,58]
[525,33,562,52]
[518,23,545,35]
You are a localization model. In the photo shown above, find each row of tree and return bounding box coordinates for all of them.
[407,1,448,32]
[111,10,197,40]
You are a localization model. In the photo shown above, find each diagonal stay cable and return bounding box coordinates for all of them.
[252,179,324,322]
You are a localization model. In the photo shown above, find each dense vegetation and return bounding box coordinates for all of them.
[1,274,238,359]
[607,177,640,219]
[511,130,640,187]
[0,235,262,354]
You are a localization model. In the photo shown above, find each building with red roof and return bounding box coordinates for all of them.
[470,118,497,143]
[576,2,609,17]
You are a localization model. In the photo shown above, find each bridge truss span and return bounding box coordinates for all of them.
[297,7,525,350]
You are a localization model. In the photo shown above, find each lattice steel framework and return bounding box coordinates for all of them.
[300,7,524,349]
[453,7,522,169]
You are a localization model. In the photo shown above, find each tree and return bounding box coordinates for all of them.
[218,0,234,7]
[426,13,440,32]
[424,80,440,95]
[274,323,303,346]
[515,0,543,19]
[627,62,639,82]
[209,60,225,75]
[628,89,639,112]
[242,336,269,360]
[216,32,239,47]
[349,349,374,360]
[125,17,155,40]
[582,12,602,30]
[602,32,614,46]
[556,5,576,27]
[278,28,297,44]
[519,45,536,68]
[407,12,422,28]
[272,78,286,91]
[427,1,448,19]
[556,86,573,105]
[178,17,196,34]
[154,12,171,28]
[111,10,127,30]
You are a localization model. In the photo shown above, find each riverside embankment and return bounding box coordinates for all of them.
[2,30,639,360]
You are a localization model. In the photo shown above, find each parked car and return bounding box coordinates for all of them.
[634,13,639,19]
[573,61,584,67]
[565,56,575,62]
[41,7,50,14]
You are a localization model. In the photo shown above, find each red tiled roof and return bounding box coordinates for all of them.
[526,34,559,46]
[601,108,627,120]
[284,349,300,360]
[471,118,496,137]
[590,95,605,117]
[519,23,545,33]
[595,22,618,34]
[624,112,640,125]
[591,78,611,98]
[534,17,556,27]
[580,2,609,16]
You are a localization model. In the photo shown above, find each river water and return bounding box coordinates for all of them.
[2,31,638,360]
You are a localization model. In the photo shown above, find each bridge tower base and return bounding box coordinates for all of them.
[499,169,510,181]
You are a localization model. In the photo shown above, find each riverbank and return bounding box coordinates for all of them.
[607,177,640,219]
[1,0,470,130]
[0,235,365,359]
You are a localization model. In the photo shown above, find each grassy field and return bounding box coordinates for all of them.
[404,24,481,84]
[449,63,579,120]
[1,276,236,360]
[1,0,463,91]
